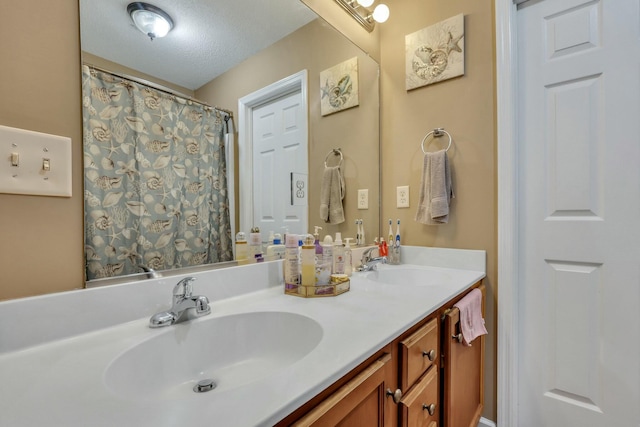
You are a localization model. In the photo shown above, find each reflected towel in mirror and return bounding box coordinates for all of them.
[320,165,345,224]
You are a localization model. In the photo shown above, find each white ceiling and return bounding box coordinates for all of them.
[80,0,318,90]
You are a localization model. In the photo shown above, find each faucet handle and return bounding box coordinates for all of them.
[194,295,211,316]
[174,276,196,298]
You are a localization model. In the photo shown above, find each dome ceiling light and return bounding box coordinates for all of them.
[127,2,174,41]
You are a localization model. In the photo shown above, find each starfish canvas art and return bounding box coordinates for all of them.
[405,14,465,90]
[320,57,359,116]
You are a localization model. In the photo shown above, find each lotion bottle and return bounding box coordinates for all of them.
[321,235,333,275]
[301,234,316,286]
[313,226,323,256]
[266,233,286,260]
[284,234,300,290]
[248,227,262,259]
[344,238,353,276]
[333,232,345,274]
[235,232,248,264]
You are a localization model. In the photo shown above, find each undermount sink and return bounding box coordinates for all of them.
[104,311,323,401]
[362,265,452,286]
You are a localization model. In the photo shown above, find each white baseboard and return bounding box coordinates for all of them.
[479,417,497,427]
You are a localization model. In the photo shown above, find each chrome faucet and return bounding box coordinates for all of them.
[357,247,388,272]
[149,277,211,328]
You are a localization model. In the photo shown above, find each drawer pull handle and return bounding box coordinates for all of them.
[386,388,403,404]
[452,333,463,343]
[422,349,436,361]
[423,403,436,415]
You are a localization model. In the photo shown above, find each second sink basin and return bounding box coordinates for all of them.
[104,311,323,401]
[362,265,452,286]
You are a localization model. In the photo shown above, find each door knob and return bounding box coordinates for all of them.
[423,403,436,415]
[422,349,436,361]
[386,388,403,404]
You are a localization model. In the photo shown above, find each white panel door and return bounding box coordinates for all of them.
[517,0,640,425]
[252,91,307,237]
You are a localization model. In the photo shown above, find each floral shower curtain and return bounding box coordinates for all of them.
[82,65,233,280]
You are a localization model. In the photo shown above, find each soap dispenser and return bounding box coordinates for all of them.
[344,238,353,276]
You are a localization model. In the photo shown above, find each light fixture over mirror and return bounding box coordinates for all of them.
[127,2,174,41]
[334,0,389,32]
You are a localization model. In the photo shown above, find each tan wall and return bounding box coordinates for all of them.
[379,0,497,419]
[196,19,380,242]
[0,0,84,300]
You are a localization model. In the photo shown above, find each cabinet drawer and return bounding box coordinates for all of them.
[399,365,439,427]
[400,317,438,390]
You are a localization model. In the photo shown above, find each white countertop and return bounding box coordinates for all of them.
[0,246,485,427]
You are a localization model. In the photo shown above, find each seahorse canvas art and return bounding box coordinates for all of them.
[405,14,465,90]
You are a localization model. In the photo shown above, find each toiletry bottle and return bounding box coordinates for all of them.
[267,230,275,246]
[301,234,316,286]
[379,237,388,257]
[344,238,353,276]
[284,233,300,290]
[321,234,333,274]
[235,232,248,264]
[313,226,323,256]
[333,232,345,274]
[266,233,286,260]
[248,227,262,259]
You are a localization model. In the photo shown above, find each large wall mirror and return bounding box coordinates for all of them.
[80,0,380,284]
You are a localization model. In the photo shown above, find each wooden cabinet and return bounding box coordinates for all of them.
[286,348,397,427]
[441,284,485,427]
[277,282,484,427]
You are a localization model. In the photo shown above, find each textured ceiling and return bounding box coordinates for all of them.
[80,0,318,90]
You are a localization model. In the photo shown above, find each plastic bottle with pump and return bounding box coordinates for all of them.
[235,232,249,264]
[333,232,345,274]
[284,233,299,290]
[379,237,388,257]
[301,234,316,286]
[344,238,353,276]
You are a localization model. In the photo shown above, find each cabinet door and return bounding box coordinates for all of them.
[293,353,395,427]
[442,284,484,427]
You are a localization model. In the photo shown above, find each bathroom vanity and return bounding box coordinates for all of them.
[0,246,485,427]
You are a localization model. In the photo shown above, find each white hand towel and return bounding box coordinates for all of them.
[415,149,454,225]
[454,288,488,346]
[319,166,345,224]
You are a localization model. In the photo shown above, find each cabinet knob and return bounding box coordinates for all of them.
[386,388,403,404]
[423,403,436,415]
[452,333,463,343]
[422,349,436,361]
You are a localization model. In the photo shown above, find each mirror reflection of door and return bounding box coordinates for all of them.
[252,90,308,238]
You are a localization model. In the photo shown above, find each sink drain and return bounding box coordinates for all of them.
[193,379,217,393]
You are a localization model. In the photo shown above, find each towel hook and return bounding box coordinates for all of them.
[421,128,452,154]
[324,148,343,168]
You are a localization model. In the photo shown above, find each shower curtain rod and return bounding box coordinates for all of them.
[84,63,234,118]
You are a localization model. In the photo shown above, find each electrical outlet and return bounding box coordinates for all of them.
[358,189,369,209]
[397,185,409,208]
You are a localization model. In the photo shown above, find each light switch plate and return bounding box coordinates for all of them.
[357,189,369,209]
[397,185,410,208]
[0,125,72,197]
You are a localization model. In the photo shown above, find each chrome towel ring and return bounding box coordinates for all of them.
[421,128,452,154]
[324,148,343,167]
